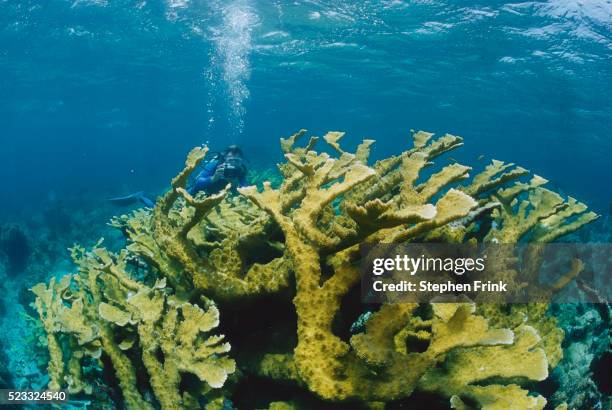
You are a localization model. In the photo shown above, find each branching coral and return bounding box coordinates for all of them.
[419,324,548,410]
[110,147,290,301]
[32,246,234,410]
[33,128,598,409]
[31,271,103,395]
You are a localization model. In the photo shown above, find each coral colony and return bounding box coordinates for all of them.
[32,130,598,409]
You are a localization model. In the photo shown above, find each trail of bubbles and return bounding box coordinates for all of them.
[210,0,259,138]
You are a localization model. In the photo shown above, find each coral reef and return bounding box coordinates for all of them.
[549,303,610,409]
[247,167,283,190]
[31,246,235,410]
[0,198,124,396]
[32,129,600,409]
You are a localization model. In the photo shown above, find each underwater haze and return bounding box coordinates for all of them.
[1,0,611,216]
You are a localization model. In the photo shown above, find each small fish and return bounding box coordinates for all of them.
[477,154,485,160]
[448,157,458,163]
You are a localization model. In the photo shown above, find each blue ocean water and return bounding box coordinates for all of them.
[0,2,611,407]
[0,0,610,215]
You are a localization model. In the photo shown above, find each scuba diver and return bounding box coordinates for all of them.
[189,144,248,195]
[108,144,248,207]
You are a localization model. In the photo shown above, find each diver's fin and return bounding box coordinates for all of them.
[107,191,154,207]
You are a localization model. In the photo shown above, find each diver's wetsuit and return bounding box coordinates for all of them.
[189,158,247,195]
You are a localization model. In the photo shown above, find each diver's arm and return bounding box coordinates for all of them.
[189,159,219,194]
